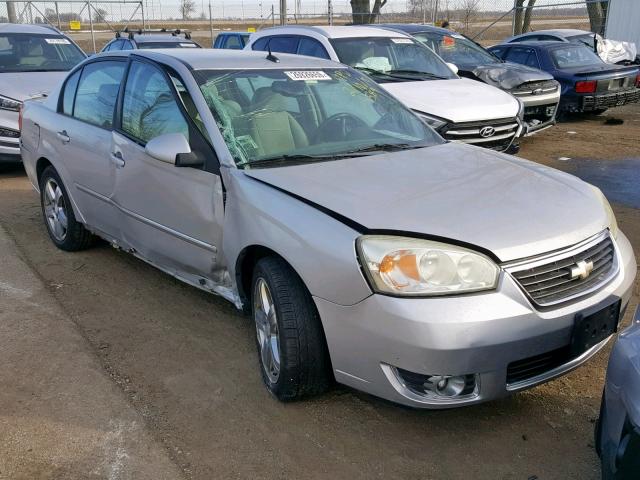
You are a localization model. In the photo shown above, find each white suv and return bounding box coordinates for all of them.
[247,26,525,152]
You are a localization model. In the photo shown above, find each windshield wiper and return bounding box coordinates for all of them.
[342,143,431,155]
[387,69,448,80]
[237,153,350,169]
[352,66,417,81]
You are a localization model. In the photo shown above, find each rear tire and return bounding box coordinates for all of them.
[39,166,93,251]
[251,256,331,401]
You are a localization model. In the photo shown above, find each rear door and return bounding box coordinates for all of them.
[111,58,224,279]
[54,58,126,238]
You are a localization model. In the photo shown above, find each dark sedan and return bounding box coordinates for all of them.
[489,40,640,114]
[378,24,560,133]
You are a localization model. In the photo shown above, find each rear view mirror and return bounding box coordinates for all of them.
[446,62,459,75]
[145,133,192,165]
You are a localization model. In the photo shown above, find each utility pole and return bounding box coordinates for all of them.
[6,1,17,23]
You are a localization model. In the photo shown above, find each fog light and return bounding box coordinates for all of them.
[395,367,477,399]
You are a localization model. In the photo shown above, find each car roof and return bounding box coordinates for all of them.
[218,31,251,36]
[0,23,66,35]
[377,23,453,36]
[100,48,346,70]
[253,25,411,39]
[515,29,591,38]
[495,40,582,49]
[132,34,193,44]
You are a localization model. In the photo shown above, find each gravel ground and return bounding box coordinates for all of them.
[0,104,638,479]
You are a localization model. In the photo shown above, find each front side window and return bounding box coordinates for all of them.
[297,37,330,59]
[329,37,456,82]
[413,32,500,66]
[194,68,443,168]
[121,61,189,144]
[505,47,540,69]
[0,33,85,72]
[73,60,125,129]
[551,45,603,69]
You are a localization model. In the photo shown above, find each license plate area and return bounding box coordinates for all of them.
[570,300,621,357]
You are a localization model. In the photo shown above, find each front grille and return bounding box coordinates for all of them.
[507,232,617,307]
[582,89,640,110]
[511,80,559,96]
[506,346,570,384]
[0,127,20,138]
[441,117,519,152]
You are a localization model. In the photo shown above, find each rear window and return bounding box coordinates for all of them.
[0,33,85,72]
[551,45,603,69]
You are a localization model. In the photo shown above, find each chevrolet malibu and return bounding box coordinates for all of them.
[20,49,636,408]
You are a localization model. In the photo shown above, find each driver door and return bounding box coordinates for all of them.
[111,59,225,281]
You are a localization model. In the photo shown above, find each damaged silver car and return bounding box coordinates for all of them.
[20,49,636,408]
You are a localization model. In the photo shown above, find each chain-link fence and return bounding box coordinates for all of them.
[1,0,610,51]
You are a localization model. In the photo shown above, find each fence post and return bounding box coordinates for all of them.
[328,0,332,25]
[55,2,61,29]
[271,5,275,26]
[140,0,145,29]
[209,1,214,47]
[87,1,96,53]
[511,0,517,35]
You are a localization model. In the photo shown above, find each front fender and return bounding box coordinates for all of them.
[222,168,373,307]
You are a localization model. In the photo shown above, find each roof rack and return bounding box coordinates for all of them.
[116,27,192,40]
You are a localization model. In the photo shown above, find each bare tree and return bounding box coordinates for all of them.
[350,0,388,25]
[460,0,481,33]
[6,1,17,23]
[93,7,108,23]
[513,0,537,35]
[586,1,607,34]
[180,0,196,20]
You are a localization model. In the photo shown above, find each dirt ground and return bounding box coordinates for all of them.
[0,102,638,479]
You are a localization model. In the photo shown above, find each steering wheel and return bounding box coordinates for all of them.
[314,113,369,142]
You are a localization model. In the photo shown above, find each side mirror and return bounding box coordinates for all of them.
[446,62,459,75]
[145,133,194,165]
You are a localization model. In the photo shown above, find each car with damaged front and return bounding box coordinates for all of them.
[20,49,636,408]
[489,40,640,114]
[0,23,86,163]
[377,24,560,134]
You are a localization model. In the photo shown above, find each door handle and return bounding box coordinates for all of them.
[56,130,70,143]
[110,151,125,168]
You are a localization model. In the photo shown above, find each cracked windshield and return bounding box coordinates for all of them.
[194,68,443,168]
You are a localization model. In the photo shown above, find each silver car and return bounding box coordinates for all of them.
[0,23,86,163]
[20,49,636,408]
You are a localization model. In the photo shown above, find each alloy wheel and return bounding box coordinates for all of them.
[43,178,68,242]
[254,278,281,384]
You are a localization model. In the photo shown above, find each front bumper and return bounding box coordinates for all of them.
[315,232,636,408]
[514,89,560,135]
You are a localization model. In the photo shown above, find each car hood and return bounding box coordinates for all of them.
[465,62,554,90]
[244,143,608,262]
[0,71,68,101]
[380,77,519,123]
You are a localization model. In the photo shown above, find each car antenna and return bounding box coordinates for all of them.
[266,45,279,63]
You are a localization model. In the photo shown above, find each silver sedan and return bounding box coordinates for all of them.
[20,49,636,408]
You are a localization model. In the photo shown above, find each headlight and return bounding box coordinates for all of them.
[414,111,447,130]
[0,95,22,112]
[592,186,618,239]
[357,235,499,296]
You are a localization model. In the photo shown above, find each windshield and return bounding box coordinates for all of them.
[0,33,85,72]
[137,41,199,49]
[329,37,456,82]
[551,45,603,68]
[413,31,500,66]
[194,68,443,168]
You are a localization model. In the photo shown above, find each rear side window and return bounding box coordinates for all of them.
[223,35,243,50]
[121,60,189,144]
[73,60,125,129]
[489,46,508,59]
[297,37,329,59]
[267,36,299,54]
[61,69,81,115]
[505,47,540,69]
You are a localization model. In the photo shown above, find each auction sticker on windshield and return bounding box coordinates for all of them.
[45,38,71,44]
[285,71,332,81]
[391,38,414,44]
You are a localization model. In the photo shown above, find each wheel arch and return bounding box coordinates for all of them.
[235,244,286,313]
[35,157,53,186]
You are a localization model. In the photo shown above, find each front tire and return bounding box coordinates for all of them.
[39,166,93,251]
[251,256,331,401]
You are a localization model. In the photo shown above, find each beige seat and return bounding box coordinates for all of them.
[246,89,309,157]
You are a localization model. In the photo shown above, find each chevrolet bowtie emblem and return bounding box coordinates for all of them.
[570,260,594,280]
